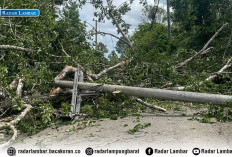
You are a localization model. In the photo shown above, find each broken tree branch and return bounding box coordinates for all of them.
[60,44,94,82]
[203,57,232,83]
[59,1,135,81]
[0,79,32,149]
[90,60,130,79]
[0,87,6,100]
[98,31,132,48]
[106,0,133,48]
[16,79,23,97]
[0,53,5,61]
[0,45,32,53]
[170,57,232,91]
[201,47,213,55]
[0,125,17,149]
[176,23,228,69]
[0,109,9,118]
[51,65,78,97]
[54,65,76,81]
[0,104,32,149]
[10,104,32,126]
[134,97,167,112]
[60,45,130,80]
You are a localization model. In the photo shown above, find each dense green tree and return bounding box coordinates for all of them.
[97,42,108,53]
[170,0,232,49]
[53,1,89,54]
[0,0,108,134]
[0,0,56,91]
[108,50,119,64]
[115,37,130,55]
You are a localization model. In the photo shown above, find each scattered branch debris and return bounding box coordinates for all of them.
[16,79,23,97]
[60,45,129,81]
[98,31,131,48]
[0,53,5,61]
[203,57,232,83]
[127,123,151,134]
[134,98,167,112]
[0,104,32,149]
[171,57,232,91]
[0,79,33,149]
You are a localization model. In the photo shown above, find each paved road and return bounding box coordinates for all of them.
[12,113,232,150]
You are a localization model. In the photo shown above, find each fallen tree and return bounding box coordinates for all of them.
[176,23,229,69]
[51,66,167,112]
[60,44,130,81]
[170,56,232,91]
[204,57,232,83]
[0,79,32,149]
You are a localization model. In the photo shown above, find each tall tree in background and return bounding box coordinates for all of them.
[97,42,108,53]
[53,1,107,73]
[170,0,232,49]
[54,1,89,52]
[142,0,166,23]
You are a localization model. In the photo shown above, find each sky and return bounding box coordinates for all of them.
[78,0,167,55]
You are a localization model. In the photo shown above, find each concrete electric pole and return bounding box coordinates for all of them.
[93,18,98,50]
[167,0,171,41]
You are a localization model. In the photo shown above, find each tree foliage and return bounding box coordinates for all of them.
[170,0,232,49]
[0,0,108,134]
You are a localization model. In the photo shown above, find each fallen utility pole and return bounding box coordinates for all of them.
[55,80,232,105]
